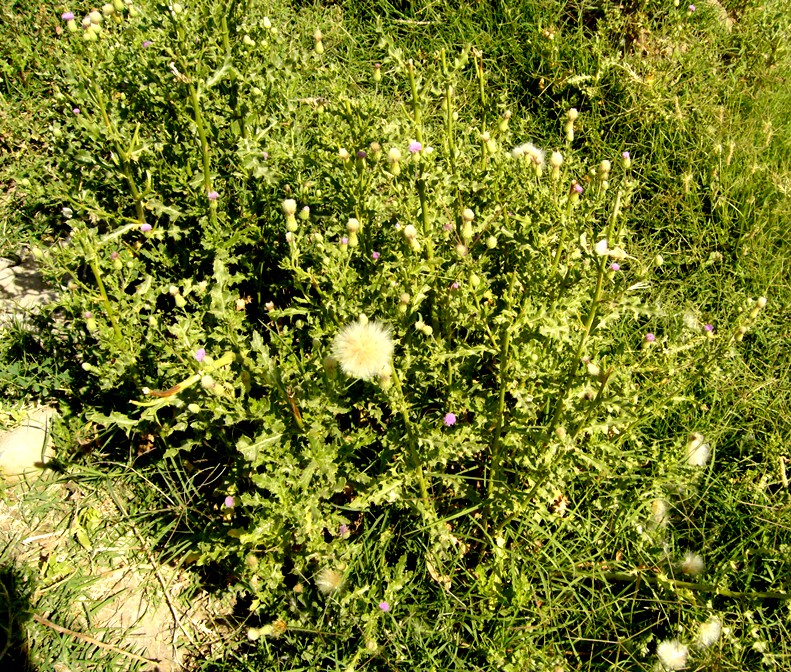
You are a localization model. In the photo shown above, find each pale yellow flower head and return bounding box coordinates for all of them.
[332,319,394,380]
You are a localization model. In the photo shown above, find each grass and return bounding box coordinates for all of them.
[1,0,790,669]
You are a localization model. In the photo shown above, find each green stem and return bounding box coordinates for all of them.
[88,76,145,224]
[552,569,791,601]
[391,367,433,518]
[487,271,516,503]
[188,84,218,229]
[88,257,123,344]
[407,60,434,261]
[550,198,575,277]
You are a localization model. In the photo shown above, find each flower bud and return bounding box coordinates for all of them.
[373,63,382,83]
[263,16,272,29]
[102,3,115,16]
[346,218,361,234]
[338,148,350,161]
[89,10,103,24]
[486,236,497,249]
[461,220,473,244]
[455,243,468,257]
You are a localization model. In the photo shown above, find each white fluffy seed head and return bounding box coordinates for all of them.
[685,432,710,466]
[332,319,393,380]
[550,151,564,168]
[403,224,418,240]
[656,640,688,670]
[315,567,344,595]
[681,552,705,576]
[698,617,722,648]
[282,199,297,216]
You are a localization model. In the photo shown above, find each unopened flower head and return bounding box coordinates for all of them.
[346,217,360,234]
[685,432,710,466]
[332,319,393,380]
[388,147,401,163]
[698,617,722,648]
[316,567,345,594]
[650,498,669,528]
[681,551,705,576]
[657,640,688,670]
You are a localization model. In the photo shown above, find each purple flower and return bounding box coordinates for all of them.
[443,222,454,231]
[142,40,153,48]
[379,601,390,612]
[689,4,696,10]
[645,333,656,342]
[207,190,219,201]
[704,324,714,332]
[341,236,349,245]
[140,223,152,232]
[194,348,206,362]
[356,150,367,159]
[338,523,350,537]
[62,11,75,21]
[72,107,80,115]
[622,151,630,160]
[110,251,119,260]
[83,311,93,319]
[408,140,423,154]
[450,282,459,290]
[262,151,269,160]
[573,183,584,194]
[444,412,457,427]
[224,496,235,508]
[610,263,620,271]
[372,251,380,260]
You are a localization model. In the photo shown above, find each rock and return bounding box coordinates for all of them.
[0,406,57,481]
[0,254,57,326]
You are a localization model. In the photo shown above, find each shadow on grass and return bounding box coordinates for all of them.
[0,560,37,671]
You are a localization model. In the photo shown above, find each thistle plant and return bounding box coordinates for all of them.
[30,2,785,668]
